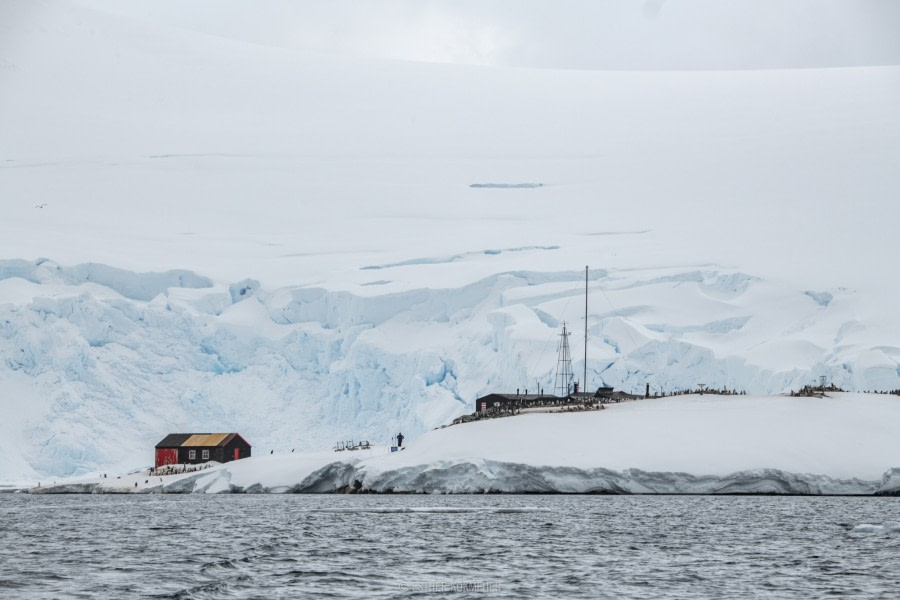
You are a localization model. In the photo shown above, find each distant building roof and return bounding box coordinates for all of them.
[155,433,248,448]
[477,393,559,402]
[156,433,192,448]
[182,433,230,447]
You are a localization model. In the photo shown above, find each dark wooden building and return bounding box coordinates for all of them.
[154,433,251,468]
[475,387,635,413]
[475,393,559,412]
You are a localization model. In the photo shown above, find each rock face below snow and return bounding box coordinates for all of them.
[347,463,884,496]
[875,469,900,496]
[24,462,899,496]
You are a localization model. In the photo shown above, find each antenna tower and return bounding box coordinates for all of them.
[584,266,588,394]
[555,322,574,397]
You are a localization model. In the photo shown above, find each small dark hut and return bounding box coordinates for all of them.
[154,433,251,468]
[475,393,560,412]
[475,386,637,413]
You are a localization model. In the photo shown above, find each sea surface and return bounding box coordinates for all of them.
[1,494,899,599]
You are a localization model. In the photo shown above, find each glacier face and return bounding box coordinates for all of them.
[2,259,898,481]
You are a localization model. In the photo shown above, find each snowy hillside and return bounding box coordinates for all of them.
[27,394,900,495]
[1,1,899,482]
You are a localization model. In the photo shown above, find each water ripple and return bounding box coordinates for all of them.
[2,495,900,598]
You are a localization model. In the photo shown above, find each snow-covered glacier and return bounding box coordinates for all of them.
[2,1,899,483]
[2,259,898,482]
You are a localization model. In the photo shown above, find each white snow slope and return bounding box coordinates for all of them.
[28,394,900,495]
[1,2,899,482]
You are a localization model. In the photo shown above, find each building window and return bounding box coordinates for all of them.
[188,450,196,460]
[202,449,209,460]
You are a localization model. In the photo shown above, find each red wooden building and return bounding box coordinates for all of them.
[154,433,251,468]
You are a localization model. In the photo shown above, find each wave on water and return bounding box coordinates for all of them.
[306,507,552,514]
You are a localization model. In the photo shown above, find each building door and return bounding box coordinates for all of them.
[234,447,241,460]
[155,448,178,468]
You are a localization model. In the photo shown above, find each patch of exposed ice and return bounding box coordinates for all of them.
[852,522,900,534]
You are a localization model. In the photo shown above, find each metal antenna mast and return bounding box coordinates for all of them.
[584,266,588,394]
[555,322,573,397]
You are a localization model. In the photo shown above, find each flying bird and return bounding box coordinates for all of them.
[35,203,47,208]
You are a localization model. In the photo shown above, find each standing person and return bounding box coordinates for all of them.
[396,432,404,448]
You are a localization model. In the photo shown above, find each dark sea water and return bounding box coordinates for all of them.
[2,494,899,599]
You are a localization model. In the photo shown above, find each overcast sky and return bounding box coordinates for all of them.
[73,0,900,69]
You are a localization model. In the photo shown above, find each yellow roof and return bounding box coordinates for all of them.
[182,433,230,447]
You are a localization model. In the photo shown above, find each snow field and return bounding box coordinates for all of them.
[23,393,900,494]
